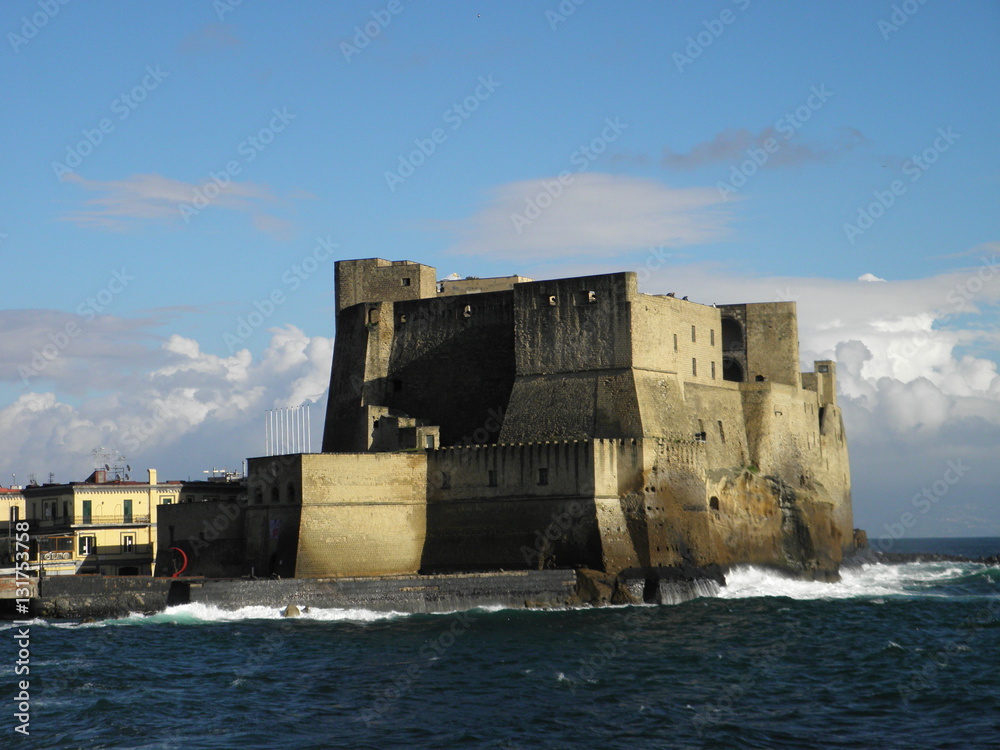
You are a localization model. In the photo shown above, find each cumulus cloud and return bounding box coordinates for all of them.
[446,173,734,259]
[858,272,886,282]
[0,325,332,484]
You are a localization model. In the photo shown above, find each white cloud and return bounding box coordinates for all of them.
[446,173,735,259]
[60,173,285,232]
[858,272,886,282]
[0,325,332,483]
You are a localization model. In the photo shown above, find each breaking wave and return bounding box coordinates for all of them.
[717,561,996,601]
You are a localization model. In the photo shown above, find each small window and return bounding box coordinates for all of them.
[122,535,135,553]
[488,470,497,487]
[253,489,263,505]
[399,313,407,324]
[425,435,435,450]
[673,333,678,352]
[271,487,280,504]
[691,325,696,343]
[441,472,451,490]
[587,291,596,303]
[709,497,720,511]
[463,304,472,318]
[123,499,133,523]
[755,375,766,382]
[818,364,829,373]
[548,295,557,306]
[79,536,96,555]
[711,361,716,379]
[368,308,379,324]
[717,421,726,443]
[692,358,697,377]
[537,468,549,486]
[401,277,411,287]
[287,484,296,504]
[710,330,715,346]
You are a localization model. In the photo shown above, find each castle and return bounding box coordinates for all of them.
[159,258,853,583]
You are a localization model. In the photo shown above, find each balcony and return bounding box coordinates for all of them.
[77,515,151,526]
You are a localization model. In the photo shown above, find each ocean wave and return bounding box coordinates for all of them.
[716,561,992,601]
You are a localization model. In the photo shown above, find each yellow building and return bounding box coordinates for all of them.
[24,469,176,576]
[0,487,27,567]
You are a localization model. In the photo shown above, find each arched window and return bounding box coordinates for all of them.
[709,496,720,511]
[721,317,744,352]
[253,488,263,505]
[723,357,744,382]
[271,486,280,504]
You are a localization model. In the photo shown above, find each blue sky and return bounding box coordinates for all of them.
[1,1,998,538]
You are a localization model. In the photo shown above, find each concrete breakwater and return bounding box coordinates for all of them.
[2,565,737,620]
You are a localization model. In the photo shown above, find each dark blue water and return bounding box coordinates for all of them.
[6,538,1000,749]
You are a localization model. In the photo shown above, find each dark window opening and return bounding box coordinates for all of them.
[79,536,96,555]
[721,317,744,352]
[673,333,678,352]
[401,277,411,287]
[537,468,549,486]
[123,536,135,553]
[488,470,497,487]
[691,325,696,343]
[723,358,744,382]
[755,375,766,382]
[271,487,280,504]
[718,421,726,443]
[287,484,296,504]
[711,361,716,379]
[253,489,263,505]
[709,496,720,511]
[710,329,715,346]
[692,358,697,376]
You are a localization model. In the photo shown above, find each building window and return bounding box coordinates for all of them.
[271,487,280,504]
[673,333,678,352]
[463,304,472,318]
[82,500,92,524]
[161,496,172,505]
[547,295,557,306]
[709,496,720,511]
[253,489,263,505]
[692,358,697,377]
[441,472,451,490]
[818,364,829,373]
[717,421,726,443]
[710,329,715,346]
[537,468,549,486]
[122,535,135,553]
[587,291,596,303]
[287,484,296,504]
[488,470,497,487]
[9,506,18,523]
[711,361,716,379]
[123,499,133,523]
[79,535,96,555]
[401,277,411,287]
[63,501,69,518]
[691,325,696,343]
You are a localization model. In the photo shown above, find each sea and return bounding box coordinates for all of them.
[6,537,1000,750]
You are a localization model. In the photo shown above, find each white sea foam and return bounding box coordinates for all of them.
[715,561,976,601]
